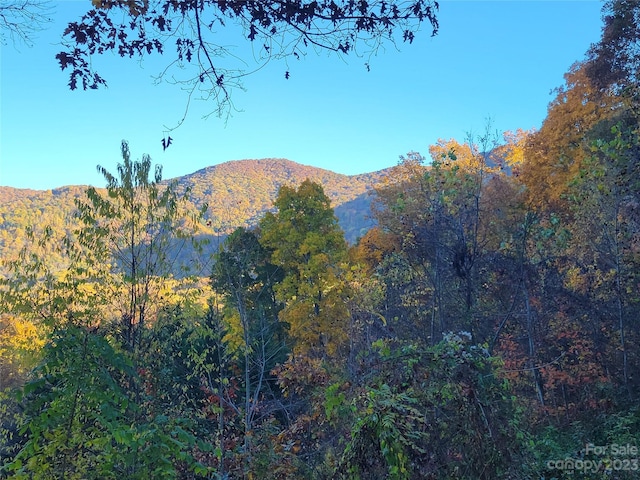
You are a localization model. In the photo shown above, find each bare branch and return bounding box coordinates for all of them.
[0,0,53,47]
[55,0,439,130]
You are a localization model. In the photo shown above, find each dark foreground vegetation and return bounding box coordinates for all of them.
[3,1,640,478]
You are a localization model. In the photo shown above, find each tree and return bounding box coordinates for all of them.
[259,179,349,360]
[75,140,203,352]
[0,314,45,466]
[564,123,640,398]
[211,227,286,475]
[0,0,52,46]
[367,152,433,339]
[56,0,439,122]
[371,132,499,344]
[0,141,211,478]
[586,0,640,109]
[520,61,623,210]
[4,323,210,479]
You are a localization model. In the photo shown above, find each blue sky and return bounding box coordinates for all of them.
[1,1,604,190]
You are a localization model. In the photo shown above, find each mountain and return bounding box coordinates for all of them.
[170,159,385,241]
[0,159,387,272]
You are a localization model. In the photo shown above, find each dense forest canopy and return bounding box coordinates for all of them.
[3,1,640,479]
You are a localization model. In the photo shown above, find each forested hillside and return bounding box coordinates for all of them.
[0,159,381,274]
[171,158,382,241]
[3,2,640,479]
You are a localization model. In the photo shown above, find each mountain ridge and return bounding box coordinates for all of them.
[165,158,386,240]
[0,159,387,269]
[1,158,388,194]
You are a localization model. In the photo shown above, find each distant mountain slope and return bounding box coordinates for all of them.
[172,158,385,235]
[0,186,89,271]
[0,159,386,270]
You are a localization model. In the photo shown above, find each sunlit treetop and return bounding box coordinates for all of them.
[56,0,439,124]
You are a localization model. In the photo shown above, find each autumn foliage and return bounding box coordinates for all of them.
[4,2,640,477]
